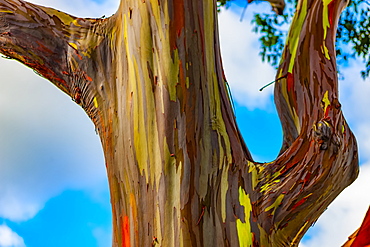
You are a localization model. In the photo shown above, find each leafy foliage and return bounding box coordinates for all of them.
[217,0,229,9]
[337,1,370,78]
[217,0,370,78]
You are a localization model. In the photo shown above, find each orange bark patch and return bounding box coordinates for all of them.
[129,194,139,244]
[121,216,131,247]
[83,73,93,82]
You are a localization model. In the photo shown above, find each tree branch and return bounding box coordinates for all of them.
[242,0,359,243]
[0,0,110,106]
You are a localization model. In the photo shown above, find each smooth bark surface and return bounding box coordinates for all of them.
[0,0,359,246]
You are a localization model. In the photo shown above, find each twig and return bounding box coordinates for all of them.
[240,1,248,22]
[259,73,288,91]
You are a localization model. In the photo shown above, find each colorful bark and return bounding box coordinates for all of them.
[0,0,360,246]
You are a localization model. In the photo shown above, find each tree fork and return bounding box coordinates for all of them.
[0,0,359,246]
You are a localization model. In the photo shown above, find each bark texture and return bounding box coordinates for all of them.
[0,0,359,246]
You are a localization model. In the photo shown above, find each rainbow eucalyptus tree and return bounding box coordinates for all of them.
[0,0,359,246]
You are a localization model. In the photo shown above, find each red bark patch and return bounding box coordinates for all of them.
[287,72,294,92]
[324,105,331,117]
[170,0,184,49]
[327,0,336,27]
[291,195,309,211]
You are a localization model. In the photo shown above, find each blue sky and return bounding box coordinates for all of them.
[0,0,369,246]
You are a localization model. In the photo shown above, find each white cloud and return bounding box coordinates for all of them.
[218,6,276,110]
[28,0,119,17]
[0,225,25,247]
[0,59,107,221]
[338,61,370,162]
[0,0,115,221]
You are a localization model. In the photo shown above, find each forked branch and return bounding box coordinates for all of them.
[242,0,359,243]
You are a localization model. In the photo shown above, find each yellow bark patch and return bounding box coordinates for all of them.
[40,7,81,26]
[322,0,334,60]
[248,161,259,190]
[93,97,99,108]
[265,194,284,216]
[322,90,331,112]
[286,0,308,73]
[236,187,253,247]
[322,44,330,60]
[260,179,280,193]
[69,42,78,50]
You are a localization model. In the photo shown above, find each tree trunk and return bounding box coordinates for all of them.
[0,0,359,246]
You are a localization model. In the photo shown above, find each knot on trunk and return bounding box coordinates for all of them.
[313,120,341,153]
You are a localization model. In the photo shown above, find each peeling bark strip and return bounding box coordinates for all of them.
[0,0,359,246]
